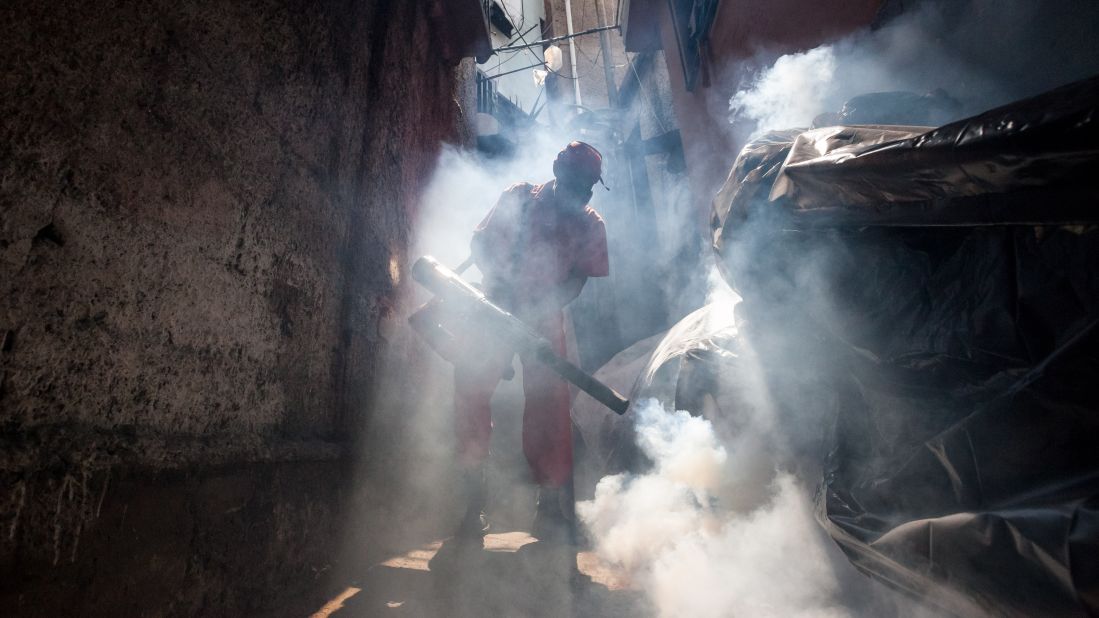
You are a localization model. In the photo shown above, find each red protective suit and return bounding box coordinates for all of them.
[454,180,609,487]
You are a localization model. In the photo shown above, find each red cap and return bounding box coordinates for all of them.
[553,141,603,187]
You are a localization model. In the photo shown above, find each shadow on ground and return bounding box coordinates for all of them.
[309,532,648,618]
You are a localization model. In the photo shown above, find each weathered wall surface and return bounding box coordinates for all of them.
[0,0,472,614]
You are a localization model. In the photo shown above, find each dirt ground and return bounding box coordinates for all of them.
[305,531,648,618]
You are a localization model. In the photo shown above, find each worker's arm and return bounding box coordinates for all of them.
[471,229,516,308]
[470,183,533,290]
[469,229,498,279]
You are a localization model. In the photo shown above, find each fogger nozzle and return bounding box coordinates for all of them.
[410,255,630,415]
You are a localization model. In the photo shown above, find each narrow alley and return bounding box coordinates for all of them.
[3,1,1099,617]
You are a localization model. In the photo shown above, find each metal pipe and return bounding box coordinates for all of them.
[594,0,618,107]
[410,256,630,415]
[564,0,582,105]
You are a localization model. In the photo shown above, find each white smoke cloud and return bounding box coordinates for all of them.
[578,399,852,618]
[729,0,1099,136]
[647,475,848,618]
[569,5,1099,617]
[578,402,728,573]
[728,47,838,136]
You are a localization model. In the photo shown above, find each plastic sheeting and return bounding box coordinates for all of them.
[712,75,1099,616]
[714,76,1099,237]
[577,75,1099,616]
[772,76,1099,215]
[571,299,743,499]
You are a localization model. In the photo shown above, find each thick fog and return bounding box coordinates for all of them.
[347,1,1099,615]
[731,0,1099,134]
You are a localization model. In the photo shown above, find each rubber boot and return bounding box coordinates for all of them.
[456,467,490,539]
[530,479,577,547]
[429,468,488,575]
[522,480,586,591]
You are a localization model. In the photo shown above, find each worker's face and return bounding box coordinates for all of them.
[556,178,594,209]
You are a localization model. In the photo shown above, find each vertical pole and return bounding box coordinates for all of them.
[564,0,582,105]
[594,0,618,107]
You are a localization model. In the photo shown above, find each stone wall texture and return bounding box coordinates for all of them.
[0,0,473,614]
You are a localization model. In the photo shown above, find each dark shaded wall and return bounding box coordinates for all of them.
[0,0,473,614]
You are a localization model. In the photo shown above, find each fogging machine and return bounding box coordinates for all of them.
[409,255,630,415]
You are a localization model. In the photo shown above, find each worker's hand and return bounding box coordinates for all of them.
[483,282,517,312]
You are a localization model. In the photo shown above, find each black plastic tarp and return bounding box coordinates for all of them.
[574,75,1099,616]
[708,74,1099,616]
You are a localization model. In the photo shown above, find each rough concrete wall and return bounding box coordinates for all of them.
[0,0,472,614]
[6,463,345,617]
